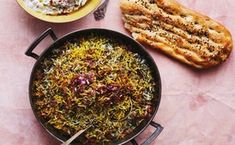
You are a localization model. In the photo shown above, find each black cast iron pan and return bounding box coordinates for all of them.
[25,28,163,145]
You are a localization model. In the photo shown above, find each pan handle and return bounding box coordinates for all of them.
[130,121,163,145]
[25,28,58,60]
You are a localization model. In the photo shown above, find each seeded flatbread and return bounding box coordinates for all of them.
[120,0,233,69]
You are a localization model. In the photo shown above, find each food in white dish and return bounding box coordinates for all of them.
[23,0,88,15]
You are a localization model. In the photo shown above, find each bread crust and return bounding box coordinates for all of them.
[120,0,233,69]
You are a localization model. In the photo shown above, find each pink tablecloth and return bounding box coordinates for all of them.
[0,0,235,145]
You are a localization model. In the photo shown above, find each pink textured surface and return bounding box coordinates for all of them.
[0,0,235,145]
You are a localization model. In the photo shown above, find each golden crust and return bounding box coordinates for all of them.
[120,0,233,69]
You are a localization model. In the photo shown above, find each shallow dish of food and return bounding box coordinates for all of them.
[25,28,163,145]
[17,0,101,23]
